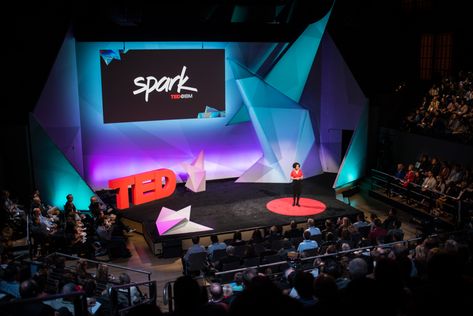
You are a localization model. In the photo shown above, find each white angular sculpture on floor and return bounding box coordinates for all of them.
[155,205,213,236]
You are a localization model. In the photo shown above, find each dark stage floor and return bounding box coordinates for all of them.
[122,173,362,243]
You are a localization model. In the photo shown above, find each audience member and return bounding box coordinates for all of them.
[297,231,318,254]
[207,235,227,260]
[305,218,321,236]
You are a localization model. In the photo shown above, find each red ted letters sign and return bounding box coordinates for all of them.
[108,168,176,209]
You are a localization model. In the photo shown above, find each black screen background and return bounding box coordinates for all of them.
[101,49,225,123]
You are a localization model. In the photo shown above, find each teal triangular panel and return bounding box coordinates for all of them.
[334,103,369,188]
[229,58,255,80]
[265,7,333,103]
[236,76,301,109]
[226,104,251,125]
[30,114,95,210]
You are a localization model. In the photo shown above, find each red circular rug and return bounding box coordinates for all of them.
[266,197,327,216]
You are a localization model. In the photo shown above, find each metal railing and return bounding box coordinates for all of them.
[0,291,88,316]
[110,280,157,316]
[369,169,470,224]
[46,252,152,282]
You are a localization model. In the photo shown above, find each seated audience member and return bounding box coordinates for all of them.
[401,164,416,188]
[95,264,110,284]
[208,282,228,310]
[347,258,369,281]
[183,236,206,261]
[114,273,142,307]
[44,282,79,315]
[217,245,241,271]
[320,259,349,289]
[413,170,423,185]
[284,220,303,239]
[319,232,337,253]
[416,154,430,173]
[0,264,20,298]
[311,273,339,314]
[207,234,227,260]
[336,217,354,235]
[226,272,244,299]
[265,225,283,244]
[30,208,54,257]
[1,190,25,216]
[446,164,462,184]
[394,163,406,180]
[293,271,316,307]
[297,230,318,254]
[353,213,370,230]
[249,229,264,244]
[82,279,100,315]
[89,196,135,234]
[16,279,55,316]
[172,276,205,315]
[229,274,303,316]
[242,244,258,259]
[369,213,379,231]
[305,218,321,236]
[438,161,450,180]
[321,219,337,240]
[31,196,59,219]
[230,231,245,246]
[277,239,296,259]
[386,220,404,242]
[428,157,441,176]
[96,218,131,258]
[434,175,446,194]
[435,180,469,216]
[368,218,387,245]
[422,171,437,191]
[382,208,399,230]
[88,196,103,219]
[75,260,93,283]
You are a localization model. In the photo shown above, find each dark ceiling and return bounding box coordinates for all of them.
[72,0,334,42]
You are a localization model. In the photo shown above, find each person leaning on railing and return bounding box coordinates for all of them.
[433,180,468,216]
[401,164,416,188]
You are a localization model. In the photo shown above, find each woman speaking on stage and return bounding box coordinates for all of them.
[290,162,303,206]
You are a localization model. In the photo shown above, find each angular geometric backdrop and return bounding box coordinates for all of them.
[32,8,367,206]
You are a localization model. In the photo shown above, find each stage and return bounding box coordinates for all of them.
[120,173,362,256]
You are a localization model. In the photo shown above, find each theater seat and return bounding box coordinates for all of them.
[186,252,208,276]
[301,248,318,258]
[211,248,228,262]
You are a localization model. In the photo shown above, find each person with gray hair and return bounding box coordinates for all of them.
[305,218,321,236]
[17,279,56,316]
[44,282,78,315]
[203,282,229,314]
[209,282,224,304]
[115,273,142,306]
[217,245,241,270]
[348,258,368,280]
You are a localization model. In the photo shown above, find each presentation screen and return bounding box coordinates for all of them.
[100,49,225,123]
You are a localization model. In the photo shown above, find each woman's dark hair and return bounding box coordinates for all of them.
[233,230,242,241]
[292,162,300,168]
